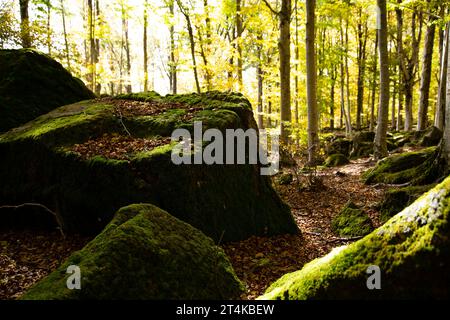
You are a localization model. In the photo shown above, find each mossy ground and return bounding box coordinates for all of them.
[0,49,95,133]
[260,176,450,300]
[331,201,373,237]
[0,91,298,242]
[21,204,244,300]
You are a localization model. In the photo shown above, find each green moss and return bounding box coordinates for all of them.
[0,91,298,242]
[22,204,244,300]
[324,154,350,167]
[379,185,436,223]
[0,49,95,133]
[363,147,437,185]
[259,177,450,300]
[331,201,373,237]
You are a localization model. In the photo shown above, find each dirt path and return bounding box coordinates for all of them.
[223,158,388,300]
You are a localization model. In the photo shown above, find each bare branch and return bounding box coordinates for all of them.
[0,203,65,237]
[262,0,279,15]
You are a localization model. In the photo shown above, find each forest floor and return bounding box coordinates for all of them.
[0,157,388,300]
[223,157,388,300]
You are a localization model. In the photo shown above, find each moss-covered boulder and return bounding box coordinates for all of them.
[259,177,450,299]
[325,138,352,157]
[362,147,437,185]
[417,126,442,147]
[22,204,244,300]
[379,185,435,223]
[0,49,95,133]
[0,91,297,242]
[324,154,350,167]
[331,201,373,237]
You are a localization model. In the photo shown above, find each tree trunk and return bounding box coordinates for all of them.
[257,34,264,129]
[374,0,390,159]
[340,20,351,135]
[417,0,436,131]
[306,0,319,164]
[279,0,292,145]
[143,0,149,92]
[122,5,132,94]
[370,33,378,132]
[436,22,449,131]
[169,1,177,94]
[177,0,201,93]
[356,8,368,130]
[236,0,243,92]
[46,1,51,55]
[19,0,31,48]
[60,0,71,72]
[443,21,450,162]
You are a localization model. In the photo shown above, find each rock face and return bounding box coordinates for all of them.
[259,177,450,300]
[22,204,244,300]
[0,49,95,133]
[0,91,297,242]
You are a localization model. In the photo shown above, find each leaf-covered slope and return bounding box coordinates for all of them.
[0,91,298,242]
[259,176,450,300]
[22,204,244,300]
[0,49,95,133]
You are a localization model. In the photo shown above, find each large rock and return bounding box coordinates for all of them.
[22,204,244,300]
[259,177,450,299]
[362,147,437,185]
[0,91,297,242]
[0,49,95,133]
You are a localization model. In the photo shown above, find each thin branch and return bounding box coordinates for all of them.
[262,0,279,16]
[304,231,364,242]
[0,203,65,237]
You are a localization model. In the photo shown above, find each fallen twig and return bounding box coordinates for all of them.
[304,231,364,242]
[0,203,65,238]
[372,182,411,189]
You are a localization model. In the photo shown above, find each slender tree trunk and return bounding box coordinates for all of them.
[370,33,378,132]
[374,0,390,159]
[143,0,149,92]
[356,8,368,130]
[236,0,243,92]
[46,1,51,55]
[169,1,177,94]
[60,0,71,72]
[345,21,352,132]
[418,0,436,130]
[340,20,351,135]
[436,22,449,131]
[257,34,264,129]
[443,21,450,161]
[177,0,201,93]
[391,65,397,129]
[19,0,31,48]
[294,0,299,128]
[306,0,319,163]
[122,5,132,94]
[279,0,292,145]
